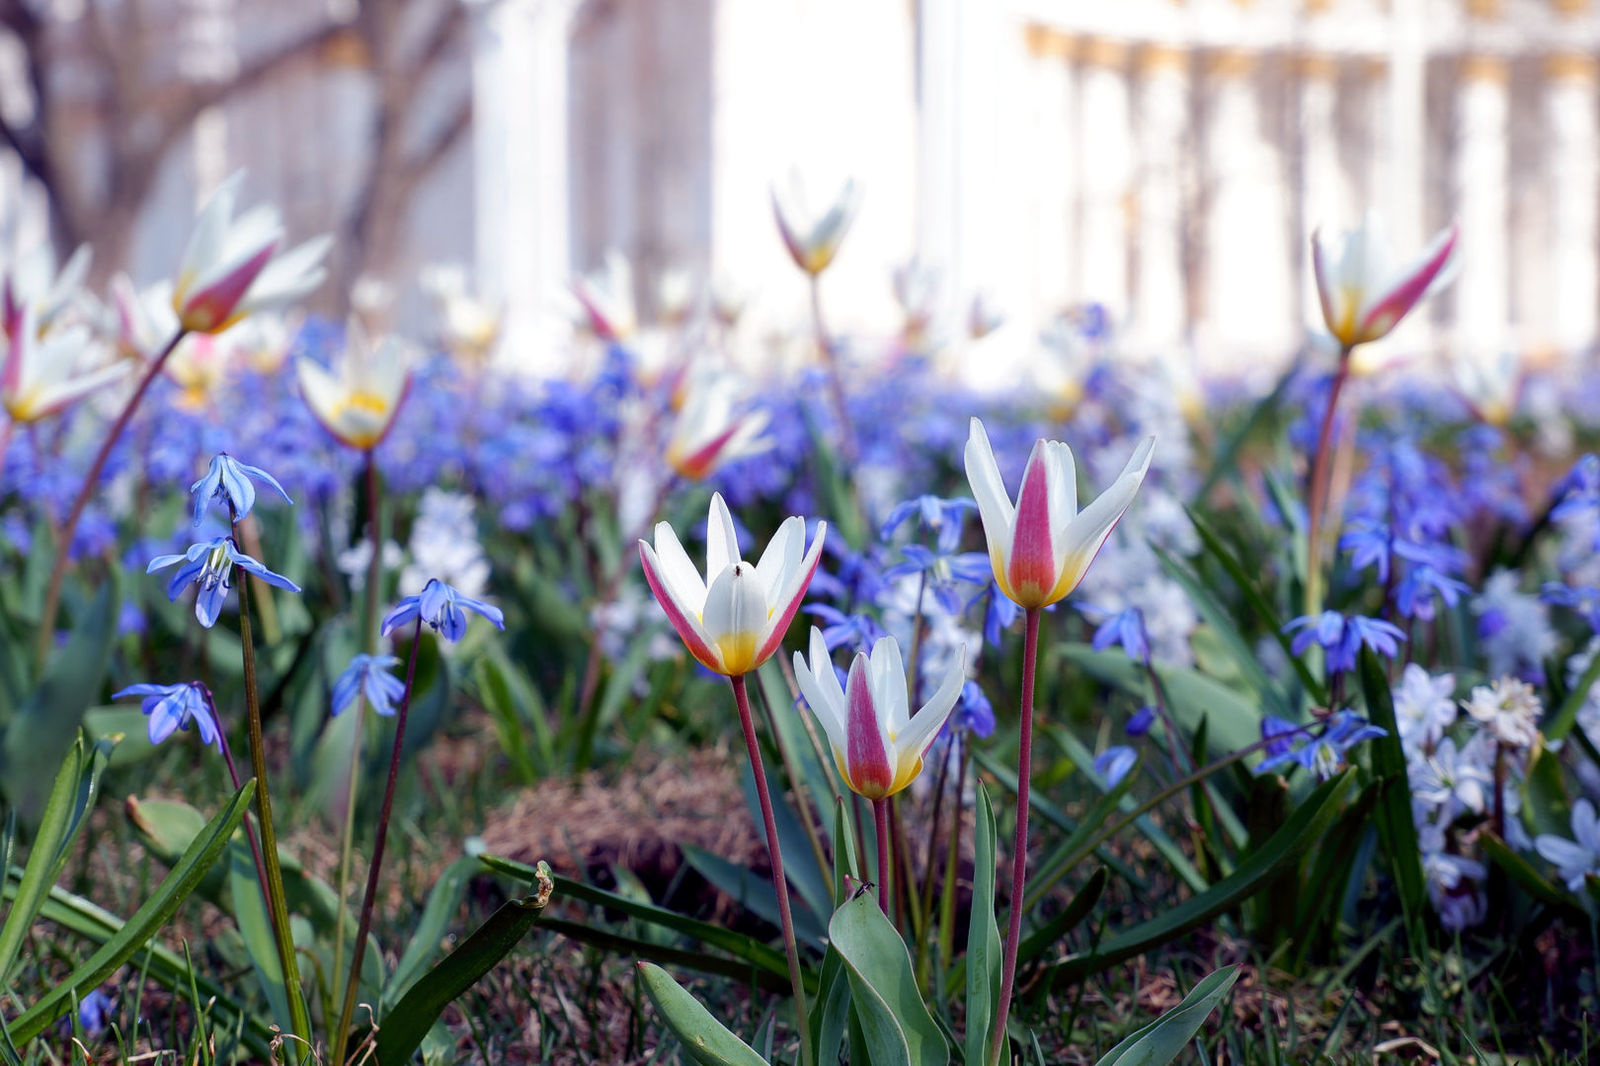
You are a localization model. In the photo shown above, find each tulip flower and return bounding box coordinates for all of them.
[655,268,695,327]
[665,374,771,481]
[172,173,332,334]
[295,320,412,451]
[1311,211,1458,350]
[964,417,1154,610]
[968,291,1005,340]
[772,176,860,276]
[792,628,965,801]
[1,309,127,423]
[2,243,91,340]
[639,492,825,677]
[111,275,178,362]
[571,252,637,343]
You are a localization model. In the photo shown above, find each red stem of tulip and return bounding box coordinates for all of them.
[731,673,813,1066]
[991,606,1041,1065]
[36,328,188,667]
[872,798,891,916]
[1304,347,1353,618]
[332,617,423,1066]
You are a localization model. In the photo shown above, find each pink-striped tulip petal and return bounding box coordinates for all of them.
[2,308,127,423]
[771,177,861,277]
[173,174,330,334]
[1311,212,1458,349]
[965,417,1154,610]
[793,628,965,800]
[666,375,771,481]
[639,493,826,676]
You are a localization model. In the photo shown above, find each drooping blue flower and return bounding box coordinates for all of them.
[77,987,115,1037]
[1086,606,1150,665]
[1395,565,1470,622]
[1284,611,1405,673]
[806,604,887,654]
[1256,711,1385,780]
[879,494,977,554]
[146,537,301,628]
[112,681,222,748]
[882,544,992,614]
[189,452,292,526]
[953,680,995,738]
[382,578,505,642]
[981,584,1021,647]
[1094,745,1137,789]
[330,654,406,717]
[1125,705,1157,737]
[1542,582,1600,634]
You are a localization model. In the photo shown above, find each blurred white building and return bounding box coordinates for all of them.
[5,0,1600,376]
[474,0,1600,374]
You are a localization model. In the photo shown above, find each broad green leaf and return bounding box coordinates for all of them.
[810,945,852,1066]
[1047,772,1353,984]
[682,843,828,948]
[7,780,255,1043]
[740,759,833,935]
[1478,831,1573,909]
[1017,865,1108,964]
[1,584,117,821]
[965,785,1002,1066]
[1522,740,1571,840]
[1057,646,1261,759]
[374,862,553,1066]
[831,797,862,907]
[2,873,275,1058]
[1185,506,1328,706]
[637,961,771,1066]
[1093,964,1240,1066]
[478,854,797,986]
[1357,650,1427,953]
[829,892,947,1066]
[227,842,293,1031]
[0,732,115,987]
[386,856,480,1003]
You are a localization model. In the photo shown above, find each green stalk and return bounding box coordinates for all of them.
[237,557,312,1045]
[333,450,384,1007]
[332,619,424,1066]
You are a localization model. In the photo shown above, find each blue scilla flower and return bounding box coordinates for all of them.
[77,987,115,1037]
[1086,606,1150,665]
[879,494,978,554]
[147,537,301,628]
[882,544,992,614]
[1284,611,1405,673]
[190,452,292,526]
[1395,565,1469,622]
[382,578,505,642]
[806,604,887,654]
[1125,705,1157,737]
[1553,454,1600,525]
[1256,711,1385,780]
[112,681,222,748]
[1542,582,1600,633]
[980,584,1022,648]
[331,654,406,717]
[1093,745,1137,789]
[953,680,995,738]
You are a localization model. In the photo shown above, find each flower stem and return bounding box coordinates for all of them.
[1304,347,1353,618]
[807,274,857,466]
[332,618,423,1066]
[360,451,382,653]
[237,560,313,1044]
[214,691,275,930]
[872,798,891,916]
[731,673,812,1066]
[937,738,968,964]
[991,606,1041,1065]
[37,328,188,667]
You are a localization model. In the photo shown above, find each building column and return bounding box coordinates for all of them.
[1454,54,1510,361]
[1297,53,1350,334]
[466,0,577,366]
[1203,48,1292,361]
[1077,37,1132,323]
[1133,43,1188,355]
[1545,52,1599,357]
[1025,27,1076,319]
